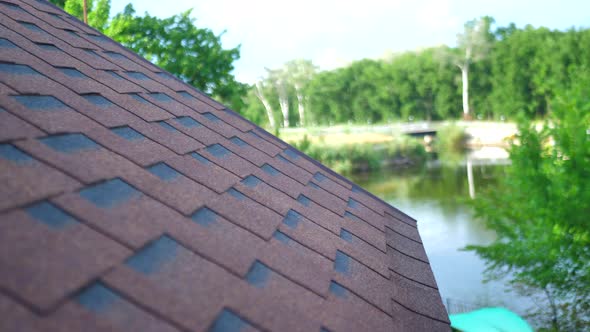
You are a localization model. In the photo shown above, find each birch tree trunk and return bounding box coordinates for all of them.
[255,82,276,129]
[294,84,305,126]
[460,63,469,117]
[278,93,289,127]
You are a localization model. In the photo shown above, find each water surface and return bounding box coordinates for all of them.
[351,159,535,314]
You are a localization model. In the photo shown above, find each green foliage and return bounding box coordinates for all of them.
[239,86,270,126]
[304,51,462,124]
[293,136,427,174]
[63,0,110,31]
[49,0,67,8]
[244,23,590,127]
[106,5,245,110]
[53,1,245,111]
[466,71,590,330]
[436,124,469,164]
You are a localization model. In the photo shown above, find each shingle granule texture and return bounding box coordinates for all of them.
[0,1,451,331]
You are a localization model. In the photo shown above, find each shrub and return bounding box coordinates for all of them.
[292,135,427,174]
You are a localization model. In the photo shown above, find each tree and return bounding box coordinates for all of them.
[467,70,590,330]
[49,0,66,7]
[61,0,110,31]
[445,17,494,118]
[106,5,245,109]
[266,67,291,127]
[253,80,277,129]
[284,59,317,126]
[51,1,246,111]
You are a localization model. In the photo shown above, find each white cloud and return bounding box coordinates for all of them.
[314,48,351,71]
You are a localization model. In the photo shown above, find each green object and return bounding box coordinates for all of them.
[450,307,533,332]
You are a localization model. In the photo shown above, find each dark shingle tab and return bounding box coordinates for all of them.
[125,235,179,275]
[84,49,100,58]
[273,230,292,244]
[228,188,247,201]
[83,94,113,108]
[334,251,351,275]
[130,93,148,104]
[313,172,327,182]
[48,12,62,19]
[149,93,172,102]
[340,229,354,243]
[0,144,34,164]
[103,51,125,59]
[277,154,291,164]
[106,70,124,79]
[329,281,348,298]
[207,144,230,158]
[57,67,87,78]
[126,71,149,80]
[87,34,110,43]
[261,164,279,176]
[230,136,248,147]
[156,72,170,79]
[248,130,263,140]
[344,211,360,221]
[40,133,99,153]
[0,63,40,75]
[203,112,220,122]
[297,194,311,207]
[64,29,78,37]
[284,148,300,160]
[36,43,60,51]
[14,95,67,111]
[208,309,258,332]
[0,1,24,11]
[80,178,141,208]
[241,175,261,188]
[19,21,43,32]
[111,126,145,141]
[0,38,17,48]
[191,207,219,227]
[76,282,120,313]
[178,91,195,99]
[175,116,201,127]
[348,198,360,209]
[26,201,78,230]
[283,209,302,228]
[157,121,178,132]
[147,162,180,182]
[308,181,321,189]
[246,260,271,288]
[190,152,211,165]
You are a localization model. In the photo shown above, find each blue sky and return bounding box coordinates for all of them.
[111,0,589,83]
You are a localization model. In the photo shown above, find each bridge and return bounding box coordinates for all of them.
[280,121,517,147]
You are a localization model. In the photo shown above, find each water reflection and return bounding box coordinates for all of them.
[351,155,534,314]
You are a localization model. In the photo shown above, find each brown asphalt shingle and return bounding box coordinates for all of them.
[0,1,451,331]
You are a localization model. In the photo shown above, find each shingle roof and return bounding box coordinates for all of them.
[0,1,451,331]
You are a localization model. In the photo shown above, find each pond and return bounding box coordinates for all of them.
[350,152,535,316]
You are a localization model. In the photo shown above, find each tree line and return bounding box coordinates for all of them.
[50,2,590,129]
[243,18,590,128]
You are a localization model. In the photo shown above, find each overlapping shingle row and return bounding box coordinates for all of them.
[0,1,450,331]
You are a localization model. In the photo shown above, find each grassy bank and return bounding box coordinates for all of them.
[281,123,477,174]
[291,134,427,174]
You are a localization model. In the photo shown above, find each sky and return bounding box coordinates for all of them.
[111,0,589,84]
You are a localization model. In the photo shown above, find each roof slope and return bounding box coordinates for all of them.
[0,1,450,331]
